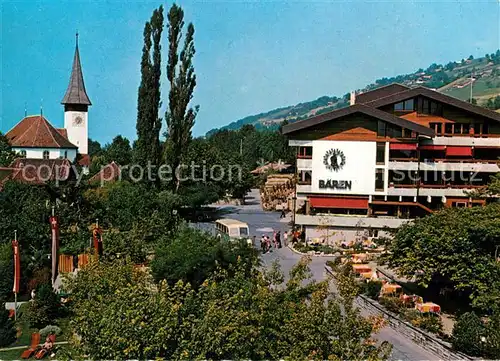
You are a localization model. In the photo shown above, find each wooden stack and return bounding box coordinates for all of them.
[260,174,295,211]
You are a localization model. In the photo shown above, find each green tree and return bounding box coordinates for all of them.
[103,135,132,166]
[0,303,16,347]
[66,256,391,360]
[135,6,164,174]
[151,227,259,288]
[386,204,500,311]
[88,138,102,157]
[0,244,13,302]
[0,132,15,167]
[0,182,50,256]
[164,4,198,191]
[452,312,485,356]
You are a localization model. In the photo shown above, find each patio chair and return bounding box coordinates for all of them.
[20,332,41,359]
[34,334,56,360]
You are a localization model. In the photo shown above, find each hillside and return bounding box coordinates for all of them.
[207,50,500,135]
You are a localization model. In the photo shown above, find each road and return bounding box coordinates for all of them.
[199,189,438,361]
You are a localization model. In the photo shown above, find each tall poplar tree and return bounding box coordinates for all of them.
[164,3,198,191]
[135,6,164,174]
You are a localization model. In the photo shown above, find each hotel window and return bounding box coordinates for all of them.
[386,124,402,138]
[43,151,49,160]
[19,150,26,158]
[453,124,462,134]
[429,122,442,135]
[445,123,453,135]
[394,99,414,111]
[375,169,385,191]
[418,98,443,115]
[474,123,482,135]
[376,143,386,164]
[298,146,312,158]
[377,121,386,137]
[462,124,470,135]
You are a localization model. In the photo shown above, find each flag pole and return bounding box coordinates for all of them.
[14,230,17,321]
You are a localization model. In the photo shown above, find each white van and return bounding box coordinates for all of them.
[215,218,251,245]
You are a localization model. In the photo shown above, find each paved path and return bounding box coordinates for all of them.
[208,189,439,361]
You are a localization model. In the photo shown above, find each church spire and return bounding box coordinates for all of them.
[61,32,92,106]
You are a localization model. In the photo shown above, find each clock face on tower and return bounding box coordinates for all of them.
[72,114,84,127]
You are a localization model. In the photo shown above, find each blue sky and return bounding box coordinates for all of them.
[1,0,499,144]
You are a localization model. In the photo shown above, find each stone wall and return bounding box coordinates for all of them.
[356,295,474,361]
[324,266,474,361]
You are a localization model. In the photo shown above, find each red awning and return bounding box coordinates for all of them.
[309,197,369,209]
[445,146,473,157]
[389,143,418,151]
[419,145,446,151]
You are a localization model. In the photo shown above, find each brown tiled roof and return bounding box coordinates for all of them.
[4,158,74,185]
[6,116,77,149]
[366,86,500,123]
[77,154,90,167]
[88,162,121,183]
[281,104,435,137]
[56,128,68,139]
[356,83,410,104]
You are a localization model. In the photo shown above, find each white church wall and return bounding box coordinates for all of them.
[13,148,77,162]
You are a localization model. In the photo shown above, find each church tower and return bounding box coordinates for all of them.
[62,33,91,155]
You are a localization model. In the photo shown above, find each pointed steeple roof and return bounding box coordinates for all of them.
[61,33,92,106]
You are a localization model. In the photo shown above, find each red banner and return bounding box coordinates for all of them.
[92,227,103,258]
[49,216,59,282]
[12,240,20,294]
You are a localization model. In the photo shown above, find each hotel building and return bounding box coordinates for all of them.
[282,84,500,242]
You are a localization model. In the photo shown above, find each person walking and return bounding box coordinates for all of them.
[277,231,282,248]
[260,235,266,253]
[283,231,288,247]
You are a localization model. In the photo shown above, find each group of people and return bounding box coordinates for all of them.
[260,231,283,253]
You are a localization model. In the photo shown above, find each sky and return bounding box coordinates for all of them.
[1,0,499,144]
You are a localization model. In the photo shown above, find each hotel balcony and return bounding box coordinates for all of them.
[386,185,482,197]
[296,183,312,194]
[297,158,312,170]
[422,137,500,147]
[388,160,500,173]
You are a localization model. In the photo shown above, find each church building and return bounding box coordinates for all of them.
[5,34,91,167]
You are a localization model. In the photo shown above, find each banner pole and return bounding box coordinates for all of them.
[14,230,17,321]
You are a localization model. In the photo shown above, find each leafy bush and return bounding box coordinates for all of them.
[0,304,16,347]
[452,312,485,356]
[39,325,62,338]
[484,310,500,359]
[379,296,404,314]
[151,227,259,288]
[25,285,60,328]
[361,280,383,300]
[294,242,337,254]
[103,229,147,264]
[411,313,443,334]
[27,267,51,293]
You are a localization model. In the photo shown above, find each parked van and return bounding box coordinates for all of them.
[215,218,251,245]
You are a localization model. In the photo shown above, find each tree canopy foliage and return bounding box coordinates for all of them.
[66,253,391,360]
[386,204,500,311]
[135,5,164,172]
